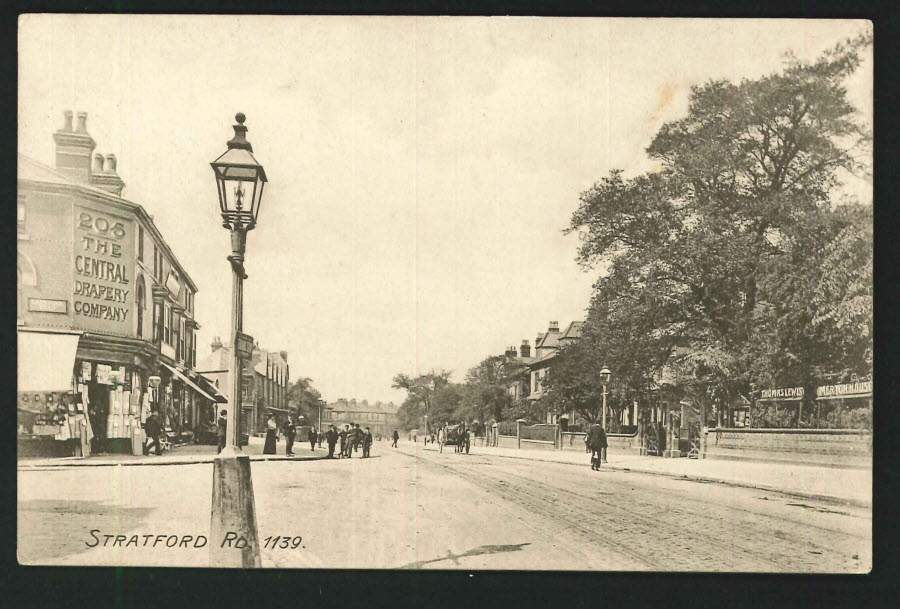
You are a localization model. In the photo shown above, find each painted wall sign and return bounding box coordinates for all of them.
[759,386,805,401]
[73,205,134,335]
[816,380,872,400]
[28,298,68,314]
[165,271,181,298]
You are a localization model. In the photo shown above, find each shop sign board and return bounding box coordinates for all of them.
[72,204,135,336]
[235,331,254,361]
[95,364,113,385]
[816,380,872,400]
[759,386,805,401]
[28,298,68,314]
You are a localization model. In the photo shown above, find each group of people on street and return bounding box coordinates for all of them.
[319,423,375,458]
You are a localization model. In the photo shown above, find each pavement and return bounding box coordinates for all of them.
[420,441,872,507]
[17,436,330,470]
[17,442,871,570]
[18,436,871,508]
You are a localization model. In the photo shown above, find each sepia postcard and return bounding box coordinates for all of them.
[16,15,872,571]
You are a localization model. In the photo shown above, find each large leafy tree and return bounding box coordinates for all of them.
[392,370,453,431]
[567,34,872,411]
[286,377,322,423]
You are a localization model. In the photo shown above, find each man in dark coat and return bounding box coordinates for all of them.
[587,422,608,470]
[283,416,296,456]
[145,411,164,456]
[349,423,361,455]
[216,409,227,454]
[326,425,338,458]
[308,427,317,452]
[392,428,399,448]
[362,427,373,457]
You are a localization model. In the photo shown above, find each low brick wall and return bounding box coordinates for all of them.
[498,435,518,449]
[561,431,641,455]
[705,428,872,469]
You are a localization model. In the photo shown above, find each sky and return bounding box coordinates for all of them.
[18,16,872,403]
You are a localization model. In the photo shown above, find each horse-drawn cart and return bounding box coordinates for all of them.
[439,424,470,454]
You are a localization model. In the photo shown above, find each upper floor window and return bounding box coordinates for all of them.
[136,279,146,338]
[17,197,26,234]
[153,245,158,280]
[163,303,171,344]
[138,226,144,261]
[179,318,186,361]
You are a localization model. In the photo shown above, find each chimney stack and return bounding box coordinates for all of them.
[53,110,96,183]
[520,340,531,358]
[91,152,126,196]
[504,346,517,358]
[548,321,560,333]
[211,336,223,351]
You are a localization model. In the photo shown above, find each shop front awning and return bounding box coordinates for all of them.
[160,362,218,403]
[17,328,82,393]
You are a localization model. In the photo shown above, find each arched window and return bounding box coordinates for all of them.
[136,277,146,338]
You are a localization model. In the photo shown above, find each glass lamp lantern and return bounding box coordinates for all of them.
[600,366,611,384]
[211,113,267,231]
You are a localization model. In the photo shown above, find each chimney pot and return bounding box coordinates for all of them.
[93,153,105,172]
[76,112,88,133]
[63,110,74,132]
[105,153,117,173]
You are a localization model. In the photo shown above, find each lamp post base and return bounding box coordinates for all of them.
[210,452,261,567]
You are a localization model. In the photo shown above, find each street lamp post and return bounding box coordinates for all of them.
[209,113,268,568]
[600,366,611,463]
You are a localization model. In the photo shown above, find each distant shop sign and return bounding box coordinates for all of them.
[759,387,804,401]
[816,380,872,400]
[235,331,254,361]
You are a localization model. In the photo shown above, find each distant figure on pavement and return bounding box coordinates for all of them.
[283,416,296,456]
[216,409,227,454]
[308,427,318,452]
[350,423,361,454]
[339,425,349,458]
[326,425,338,458]
[363,427,373,457]
[144,411,163,456]
[587,422,608,470]
[263,413,278,454]
[392,428,399,448]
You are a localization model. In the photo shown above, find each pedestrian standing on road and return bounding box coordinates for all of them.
[392,428,399,448]
[144,411,163,456]
[339,425,349,458]
[216,409,228,454]
[326,425,338,458]
[284,416,296,456]
[587,422,608,470]
[308,427,318,452]
[363,427,373,457]
[350,423,362,454]
[263,413,278,455]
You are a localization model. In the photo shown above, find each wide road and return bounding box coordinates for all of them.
[17,442,870,571]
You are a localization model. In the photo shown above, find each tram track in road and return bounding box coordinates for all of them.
[406,448,867,572]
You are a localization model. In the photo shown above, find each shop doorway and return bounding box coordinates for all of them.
[87,382,109,452]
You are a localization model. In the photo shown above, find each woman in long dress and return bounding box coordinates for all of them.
[263,413,277,454]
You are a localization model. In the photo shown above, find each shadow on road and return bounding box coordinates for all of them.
[399,542,531,569]
[18,499,154,564]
